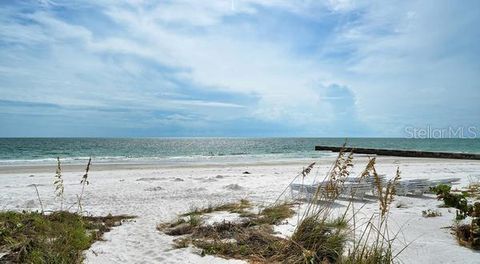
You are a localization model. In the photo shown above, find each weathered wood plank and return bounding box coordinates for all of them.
[315,146,480,160]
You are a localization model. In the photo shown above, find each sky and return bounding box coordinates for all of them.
[0,0,479,137]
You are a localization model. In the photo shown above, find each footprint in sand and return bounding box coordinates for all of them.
[223,184,244,191]
[136,177,163,182]
[144,186,164,192]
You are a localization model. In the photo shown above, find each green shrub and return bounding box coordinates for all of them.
[456,203,480,250]
[430,184,451,196]
[431,184,470,220]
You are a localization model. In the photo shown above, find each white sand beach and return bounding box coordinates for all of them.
[1,156,480,263]
[2,0,479,262]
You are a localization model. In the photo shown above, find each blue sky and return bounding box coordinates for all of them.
[0,0,479,137]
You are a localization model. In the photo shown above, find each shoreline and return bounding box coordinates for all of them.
[2,155,479,175]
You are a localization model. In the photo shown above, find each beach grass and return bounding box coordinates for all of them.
[158,149,405,263]
[0,157,137,263]
[180,199,252,217]
[0,211,133,263]
[159,201,351,263]
[255,202,295,225]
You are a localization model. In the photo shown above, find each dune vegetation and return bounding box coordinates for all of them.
[0,158,134,263]
[158,150,405,263]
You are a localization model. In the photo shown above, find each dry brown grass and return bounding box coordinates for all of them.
[371,160,401,217]
[158,201,302,262]
[301,149,355,219]
[159,201,348,263]
[180,199,252,217]
[159,148,407,263]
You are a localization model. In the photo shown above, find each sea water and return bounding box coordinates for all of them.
[0,138,479,165]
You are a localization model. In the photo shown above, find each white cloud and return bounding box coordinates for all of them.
[0,0,478,136]
[95,1,340,127]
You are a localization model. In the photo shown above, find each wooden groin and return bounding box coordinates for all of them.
[315,146,480,160]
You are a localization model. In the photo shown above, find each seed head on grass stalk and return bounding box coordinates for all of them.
[373,165,401,217]
[324,149,353,195]
[286,148,354,263]
[54,157,64,210]
[301,162,316,178]
[273,162,316,205]
[299,149,405,264]
[303,149,354,218]
[77,157,91,214]
[161,146,409,263]
[360,157,377,180]
[343,163,405,264]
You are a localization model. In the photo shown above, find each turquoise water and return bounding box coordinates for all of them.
[0,138,479,165]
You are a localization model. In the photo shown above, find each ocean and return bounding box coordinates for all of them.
[1,138,479,165]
